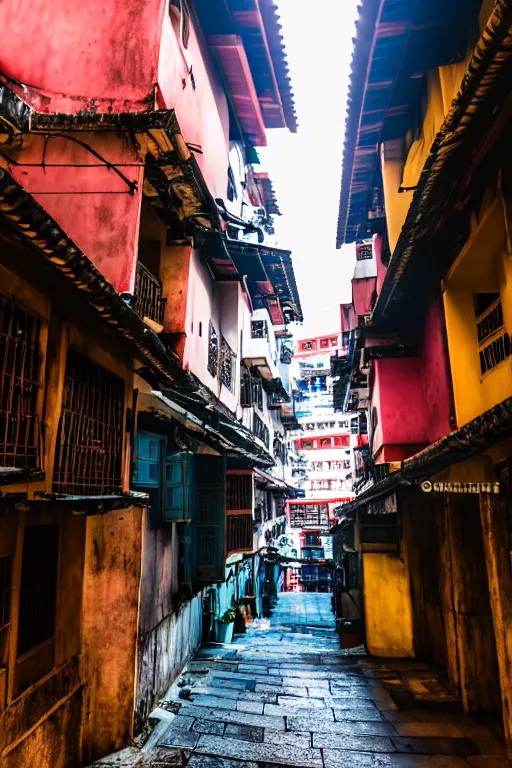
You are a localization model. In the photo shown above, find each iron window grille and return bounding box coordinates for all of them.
[0,295,41,469]
[53,349,124,495]
[134,261,166,326]
[289,503,329,529]
[227,515,253,553]
[475,295,511,375]
[17,525,59,656]
[253,412,269,448]
[221,336,236,392]
[207,323,219,378]
[356,243,373,260]
[251,375,263,410]
[251,320,268,340]
[227,473,253,512]
[240,365,252,406]
[0,553,12,631]
[280,344,293,364]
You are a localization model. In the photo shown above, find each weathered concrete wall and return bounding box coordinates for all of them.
[136,593,202,729]
[80,506,143,765]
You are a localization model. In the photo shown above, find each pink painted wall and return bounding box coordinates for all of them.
[419,297,453,443]
[370,297,453,459]
[0,0,166,111]
[352,277,376,318]
[371,358,428,459]
[0,1,230,289]
[7,135,143,294]
[373,233,387,296]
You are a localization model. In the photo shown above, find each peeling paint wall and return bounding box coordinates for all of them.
[80,507,143,766]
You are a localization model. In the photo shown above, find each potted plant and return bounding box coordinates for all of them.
[217,607,236,643]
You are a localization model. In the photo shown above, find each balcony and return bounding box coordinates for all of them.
[243,315,278,380]
[134,262,166,331]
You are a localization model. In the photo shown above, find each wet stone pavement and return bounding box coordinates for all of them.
[92,593,508,768]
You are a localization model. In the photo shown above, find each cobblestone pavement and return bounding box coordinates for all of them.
[92,593,508,768]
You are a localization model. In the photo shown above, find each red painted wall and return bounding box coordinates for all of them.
[370,297,453,460]
[419,297,453,443]
[352,277,376,318]
[0,1,230,290]
[7,135,143,293]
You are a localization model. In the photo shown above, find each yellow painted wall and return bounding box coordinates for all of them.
[363,553,414,657]
[380,143,413,253]
[443,190,512,426]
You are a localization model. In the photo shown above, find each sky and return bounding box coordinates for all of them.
[259,0,359,339]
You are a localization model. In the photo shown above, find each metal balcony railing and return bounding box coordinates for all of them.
[134,262,166,326]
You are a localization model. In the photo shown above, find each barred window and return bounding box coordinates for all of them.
[207,323,219,378]
[240,365,252,406]
[221,336,236,392]
[253,412,269,448]
[0,295,41,469]
[53,349,124,495]
[252,377,263,410]
[356,243,373,260]
[227,515,253,553]
[251,320,268,339]
[475,294,511,375]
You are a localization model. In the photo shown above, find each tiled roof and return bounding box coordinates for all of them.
[336,0,478,248]
[373,0,512,326]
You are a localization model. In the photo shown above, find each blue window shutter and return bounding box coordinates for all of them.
[133,432,162,488]
[192,455,226,583]
[163,451,195,522]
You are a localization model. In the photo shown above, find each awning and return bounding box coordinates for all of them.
[332,393,512,524]
[253,467,296,495]
[142,390,275,467]
[372,0,512,328]
[1,491,150,515]
[226,240,303,322]
[0,468,44,487]
[336,0,480,248]
[195,0,297,134]
[208,34,267,147]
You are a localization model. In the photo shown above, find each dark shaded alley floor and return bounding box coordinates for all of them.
[92,593,507,768]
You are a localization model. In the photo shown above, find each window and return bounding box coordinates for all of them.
[133,433,162,488]
[53,349,124,495]
[160,452,226,582]
[289,503,329,529]
[240,365,252,407]
[251,320,268,340]
[253,412,269,448]
[17,526,59,656]
[227,472,253,513]
[207,323,219,378]
[356,243,373,260]
[227,515,253,553]
[251,375,263,411]
[0,295,41,469]
[475,294,511,375]
[221,336,236,392]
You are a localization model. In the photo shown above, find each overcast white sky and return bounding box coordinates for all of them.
[259,0,359,338]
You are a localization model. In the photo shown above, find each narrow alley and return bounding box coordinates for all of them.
[93,593,505,768]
